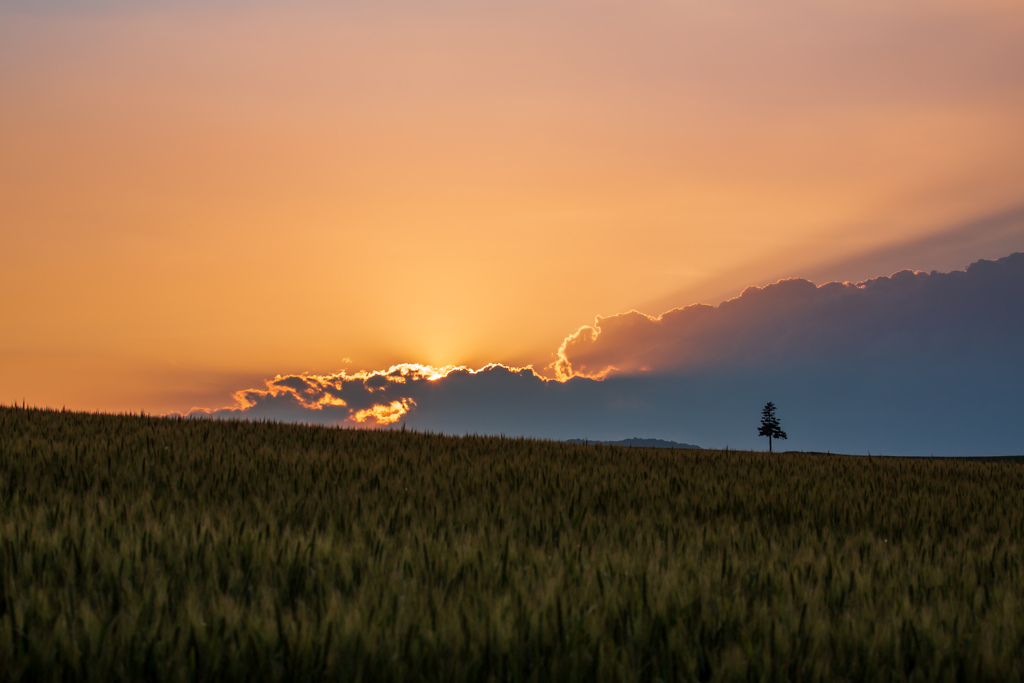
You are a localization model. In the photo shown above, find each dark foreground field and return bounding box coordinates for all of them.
[1,407,1023,681]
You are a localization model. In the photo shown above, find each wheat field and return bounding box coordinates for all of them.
[1,405,1022,681]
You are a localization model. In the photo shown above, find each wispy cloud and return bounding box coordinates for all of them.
[799,203,1024,287]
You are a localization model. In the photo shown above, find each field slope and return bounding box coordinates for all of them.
[1,406,1023,681]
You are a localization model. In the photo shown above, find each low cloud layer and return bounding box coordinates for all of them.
[189,364,539,428]
[188,254,1024,456]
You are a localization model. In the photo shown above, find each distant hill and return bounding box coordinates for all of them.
[565,437,702,450]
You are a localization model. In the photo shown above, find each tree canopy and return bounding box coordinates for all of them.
[758,402,787,453]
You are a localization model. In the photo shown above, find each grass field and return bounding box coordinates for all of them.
[1,405,1023,681]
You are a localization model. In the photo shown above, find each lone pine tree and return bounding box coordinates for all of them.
[758,401,787,453]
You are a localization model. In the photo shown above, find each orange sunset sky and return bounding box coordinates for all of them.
[3,0,1024,416]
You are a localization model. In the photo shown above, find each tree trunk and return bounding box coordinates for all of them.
[768,436,772,453]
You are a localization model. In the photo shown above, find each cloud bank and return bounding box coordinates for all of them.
[188,254,1024,456]
[555,252,1024,380]
[190,364,517,428]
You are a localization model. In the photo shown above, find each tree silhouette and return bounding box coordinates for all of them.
[758,401,787,453]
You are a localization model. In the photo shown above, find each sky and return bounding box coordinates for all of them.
[3,0,1024,454]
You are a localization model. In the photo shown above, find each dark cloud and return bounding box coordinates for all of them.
[555,252,1024,380]
[188,364,545,428]
[187,254,1024,456]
